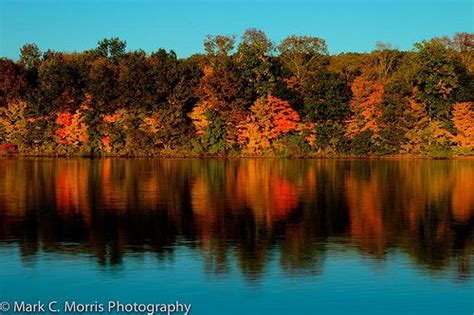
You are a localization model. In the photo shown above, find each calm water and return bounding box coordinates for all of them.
[0,158,473,314]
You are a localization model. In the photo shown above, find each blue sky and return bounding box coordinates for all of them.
[0,0,472,59]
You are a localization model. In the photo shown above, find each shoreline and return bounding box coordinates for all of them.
[2,154,474,160]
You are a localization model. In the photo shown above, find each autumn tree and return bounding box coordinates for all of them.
[276,36,351,153]
[402,93,452,155]
[346,76,385,154]
[237,94,300,154]
[55,97,91,150]
[451,102,474,151]
[0,100,28,146]
[346,77,384,136]
[193,35,247,152]
[0,31,473,157]
[198,35,246,112]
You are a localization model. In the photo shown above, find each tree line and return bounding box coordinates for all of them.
[0,29,473,157]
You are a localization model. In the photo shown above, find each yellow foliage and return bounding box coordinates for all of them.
[0,100,28,144]
[237,95,301,154]
[401,97,453,154]
[140,117,159,134]
[452,102,474,149]
[189,102,211,135]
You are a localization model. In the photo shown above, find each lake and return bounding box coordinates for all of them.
[0,158,473,314]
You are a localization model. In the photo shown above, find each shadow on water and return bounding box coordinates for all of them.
[0,158,473,282]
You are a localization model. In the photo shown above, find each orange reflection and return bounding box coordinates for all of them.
[451,163,474,221]
[0,158,472,278]
[345,172,385,255]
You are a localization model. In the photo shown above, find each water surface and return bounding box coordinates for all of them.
[0,158,473,314]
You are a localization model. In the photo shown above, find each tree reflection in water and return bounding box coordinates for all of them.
[0,158,472,281]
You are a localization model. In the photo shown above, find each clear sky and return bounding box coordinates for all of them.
[0,0,473,59]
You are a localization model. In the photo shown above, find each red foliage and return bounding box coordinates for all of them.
[272,95,301,134]
[0,143,18,155]
[55,111,74,143]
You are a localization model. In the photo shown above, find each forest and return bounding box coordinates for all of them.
[0,29,473,157]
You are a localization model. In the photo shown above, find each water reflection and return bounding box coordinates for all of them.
[0,158,473,280]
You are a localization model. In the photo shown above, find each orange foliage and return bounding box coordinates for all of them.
[101,111,122,153]
[55,111,74,142]
[346,76,384,138]
[452,102,474,149]
[407,96,429,125]
[224,109,247,146]
[402,96,431,153]
[237,94,300,153]
[283,76,301,91]
[103,112,122,124]
[189,102,211,135]
[196,65,226,112]
[305,133,317,146]
[273,98,301,133]
[101,136,111,153]
[203,65,214,76]
[55,109,89,145]
[55,96,91,146]
[190,65,225,136]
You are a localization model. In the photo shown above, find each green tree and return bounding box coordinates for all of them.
[204,35,236,59]
[116,50,155,109]
[278,35,328,83]
[413,40,460,119]
[236,28,275,102]
[19,43,41,71]
[88,57,119,111]
[363,42,402,83]
[96,37,127,62]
